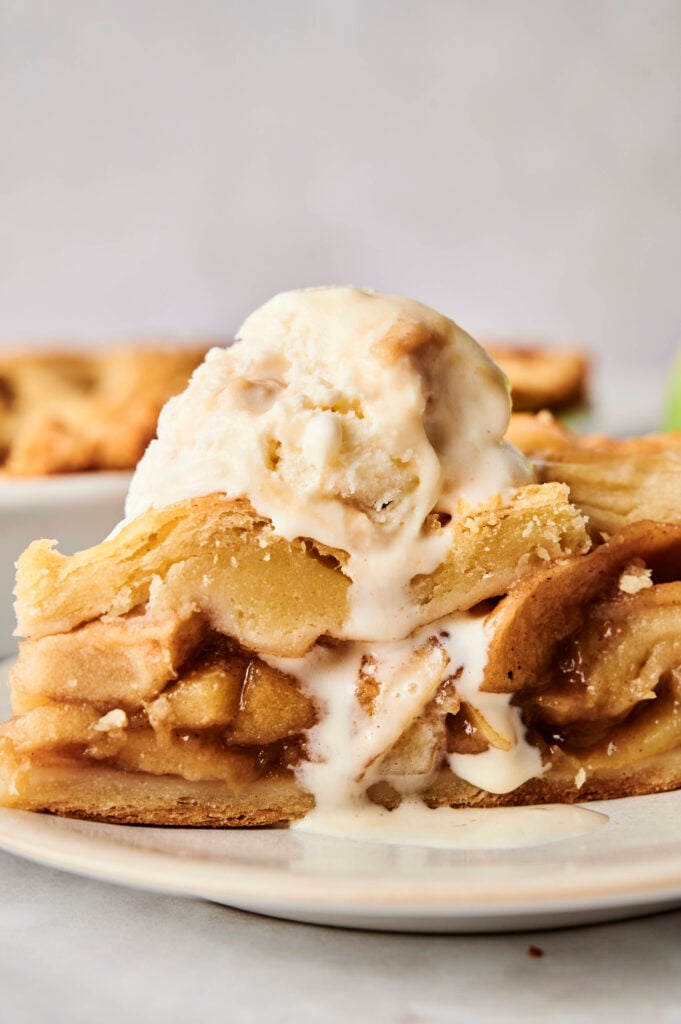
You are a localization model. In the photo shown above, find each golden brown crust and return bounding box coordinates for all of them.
[14,485,590,654]
[505,410,578,453]
[483,344,590,412]
[15,494,351,657]
[421,748,681,808]
[410,483,589,617]
[0,346,211,475]
[0,761,313,826]
[507,413,681,536]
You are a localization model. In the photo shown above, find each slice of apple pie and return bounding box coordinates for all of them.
[0,288,679,828]
[0,482,588,824]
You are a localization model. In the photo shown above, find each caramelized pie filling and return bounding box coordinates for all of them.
[4,521,681,809]
[1,633,317,789]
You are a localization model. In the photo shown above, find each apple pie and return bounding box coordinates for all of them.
[482,343,589,413]
[506,412,681,537]
[0,346,209,475]
[0,483,589,824]
[0,288,679,829]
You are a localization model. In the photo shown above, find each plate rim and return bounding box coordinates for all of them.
[1,800,680,917]
[0,470,131,509]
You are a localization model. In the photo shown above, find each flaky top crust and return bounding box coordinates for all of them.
[15,484,589,656]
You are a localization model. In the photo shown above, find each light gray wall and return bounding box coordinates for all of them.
[1,0,680,369]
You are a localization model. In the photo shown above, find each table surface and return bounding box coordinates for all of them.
[2,847,680,1024]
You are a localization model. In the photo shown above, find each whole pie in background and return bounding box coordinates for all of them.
[0,346,211,475]
[483,342,590,413]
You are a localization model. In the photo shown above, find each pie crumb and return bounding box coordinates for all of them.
[619,562,653,595]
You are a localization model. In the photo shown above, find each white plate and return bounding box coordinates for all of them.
[0,386,679,933]
[0,668,679,933]
[0,792,680,932]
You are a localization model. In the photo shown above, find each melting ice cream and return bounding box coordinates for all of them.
[126,287,545,824]
[127,287,531,640]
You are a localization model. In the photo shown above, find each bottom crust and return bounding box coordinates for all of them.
[0,762,313,827]
[3,748,681,827]
[421,748,681,808]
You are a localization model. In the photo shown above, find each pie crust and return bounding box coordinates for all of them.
[0,347,209,475]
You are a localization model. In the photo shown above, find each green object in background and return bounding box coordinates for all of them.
[663,349,681,431]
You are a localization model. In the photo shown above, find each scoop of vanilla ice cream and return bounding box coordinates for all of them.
[127,287,528,536]
[125,287,531,638]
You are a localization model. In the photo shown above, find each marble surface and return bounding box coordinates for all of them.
[1,848,680,1024]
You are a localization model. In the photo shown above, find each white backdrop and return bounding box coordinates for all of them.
[1,0,680,372]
